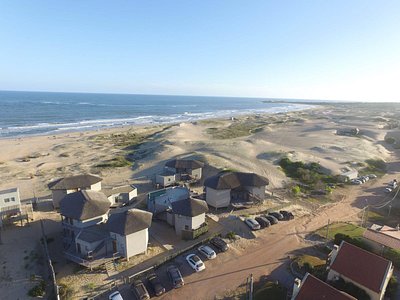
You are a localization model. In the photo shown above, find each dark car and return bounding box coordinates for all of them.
[279,210,294,220]
[148,273,166,296]
[255,216,270,228]
[131,280,150,300]
[264,214,278,225]
[268,212,284,220]
[210,237,229,252]
[166,265,184,288]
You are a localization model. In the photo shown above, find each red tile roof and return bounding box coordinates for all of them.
[330,241,392,293]
[295,273,356,300]
[363,227,400,250]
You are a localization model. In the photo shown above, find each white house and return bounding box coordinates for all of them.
[165,159,204,181]
[106,209,152,260]
[155,171,177,188]
[327,241,393,300]
[339,169,358,182]
[204,172,269,208]
[292,273,356,300]
[103,185,137,207]
[168,197,209,239]
[48,174,102,209]
[0,188,22,226]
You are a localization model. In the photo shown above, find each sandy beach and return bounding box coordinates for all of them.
[0,103,397,200]
[1,102,400,299]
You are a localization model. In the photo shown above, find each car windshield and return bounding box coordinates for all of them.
[192,255,201,262]
[198,263,204,267]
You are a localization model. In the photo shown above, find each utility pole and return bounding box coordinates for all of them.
[325,219,331,240]
[249,274,253,300]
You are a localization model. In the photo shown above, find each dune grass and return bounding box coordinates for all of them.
[315,222,365,240]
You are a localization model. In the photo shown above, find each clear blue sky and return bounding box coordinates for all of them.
[1,1,399,101]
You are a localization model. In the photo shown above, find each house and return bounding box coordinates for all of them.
[165,159,204,180]
[60,190,111,250]
[363,224,400,251]
[48,174,102,209]
[60,190,152,266]
[168,198,209,239]
[327,241,393,300]
[0,188,22,226]
[107,209,152,260]
[147,186,190,215]
[156,159,204,187]
[155,171,177,188]
[204,172,269,208]
[339,169,358,182]
[103,185,137,207]
[292,273,356,300]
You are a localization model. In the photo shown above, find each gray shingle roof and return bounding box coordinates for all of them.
[204,172,269,190]
[107,209,152,236]
[171,198,208,217]
[60,190,110,220]
[165,159,204,170]
[0,188,18,195]
[48,174,102,190]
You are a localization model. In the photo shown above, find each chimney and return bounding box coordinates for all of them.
[329,244,340,266]
[292,277,303,299]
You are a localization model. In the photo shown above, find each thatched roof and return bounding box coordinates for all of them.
[107,209,152,236]
[60,190,110,220]
[204,172,269,190]
[165,159,204,170]
[171,198,208,217]
[48,174,102,190]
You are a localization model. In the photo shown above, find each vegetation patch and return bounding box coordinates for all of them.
[206,121,266,139]
[279,157,338,194]
[253,281,287,300]
[330,277,370,300]
[362,158,387,175]
[293,255,327,279]
[59,283,75,300]
[28,280,46,297]
[95,156,132,168]
[315,222,365,240]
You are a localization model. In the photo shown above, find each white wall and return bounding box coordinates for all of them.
[90,182,102,191]
[125,229,149,260]
[191,213,205,230]
[156,174,176,187]
[190,168,202,180]
[206,188,231,208]
[0,189,21,212]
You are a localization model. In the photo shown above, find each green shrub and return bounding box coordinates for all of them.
[225,231,237,240]
[59,283,75,300]
[330,277,370,300]
[334,233,371,252]
[28,280,46,297]
[385,137,396,144]
[292,185,301,196]
[385,275,398,299]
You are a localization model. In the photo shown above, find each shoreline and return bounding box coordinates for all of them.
[0,102,318,141]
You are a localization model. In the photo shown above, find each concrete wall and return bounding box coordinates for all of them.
[245,186,266,199]
[206,188,231,208]
[190,168,202,180]
[125,229,149,260]
[0,189,21,212]
[174,213,205,236]
[90,182,102,191]
[156,174,176,187]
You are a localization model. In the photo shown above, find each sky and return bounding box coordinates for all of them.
[0,1,400,102]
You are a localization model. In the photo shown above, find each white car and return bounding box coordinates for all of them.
[385,187,393,193]
[198,245,216,259]
[186,254,205,272]
[245,218,261,230]
[109,291,124,300]
[368,174,377,179]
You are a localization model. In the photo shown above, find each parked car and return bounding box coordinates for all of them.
[198,245,216,259]
[131,280,150,300]
[255,216,270,228]
[264,215,278,225]
[210,237,229,252]
[245,218,261,230]
[167,265,184,288]
[268,212,284,220]
[385,187,393,193]
[351,179,362,185]
[147,273,166,296]
[368,174,377,179]
[186,254,205,272]
[279,210,294,220]
[109,291,124,300]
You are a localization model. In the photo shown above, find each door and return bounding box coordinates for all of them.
[112,240,117,253]
[77,243,81,254]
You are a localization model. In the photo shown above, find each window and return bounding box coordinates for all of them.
[4,198,10,203]
[10,197,15,202]
[185,225,189,230]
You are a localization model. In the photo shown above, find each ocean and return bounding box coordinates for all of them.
[0,91,313,138]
